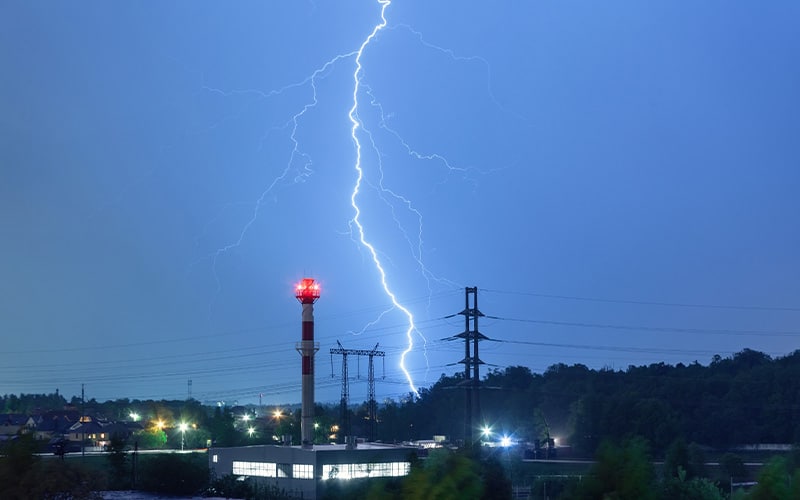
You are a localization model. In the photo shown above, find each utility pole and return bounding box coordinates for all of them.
[132,440,138,487]
[366,343,381,442]
[330,341,385,442]
[443,287,491,448]
[331,340,350,442]
[81,383,85,458]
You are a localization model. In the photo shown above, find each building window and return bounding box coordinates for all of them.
[212,454,218,463]
[293,463,314,479]
[321,462,410,480]
[277,463,291,478]
[232,461,277,478]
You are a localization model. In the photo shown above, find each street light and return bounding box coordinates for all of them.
[481,425,492,439]
[248,426,256,438]
[129,412,140,422]
[178,422,189,451]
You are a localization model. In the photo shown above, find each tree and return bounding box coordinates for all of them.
[687,442,707,479]
[0,434,39,498]
[661,467,726,500]
[480,456,511,500]
[664,438,690,479]
[137,429,167,449]
[138,454,207,496]
[208,406,239,447]
[720,452,746,483]
[568,437,656,500]
[20,461,105,500]
[106,433,129,489]
[746,457,793,500]
[401,449,483,500]
[0,433,104,499]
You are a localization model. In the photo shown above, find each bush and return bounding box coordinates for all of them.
[138,453,207,496]
[207,473,297,499]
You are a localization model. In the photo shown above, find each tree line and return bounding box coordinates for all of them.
[378,348,800,454]
[4,348,800,454]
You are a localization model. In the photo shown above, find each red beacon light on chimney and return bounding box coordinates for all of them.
[295,278,321,303]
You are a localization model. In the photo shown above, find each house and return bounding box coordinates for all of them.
[0,414,30,437]
[33,411,78,441]
[102,421,142,442]
[68,418,111,448]
[65,416,141,449]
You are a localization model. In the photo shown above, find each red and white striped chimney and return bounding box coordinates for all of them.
[295,278,320,448]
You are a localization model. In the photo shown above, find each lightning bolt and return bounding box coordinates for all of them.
[196,0,502,398]
[347,0,422,398]
[194,52,356,312]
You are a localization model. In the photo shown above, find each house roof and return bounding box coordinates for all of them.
[68,421,105,434]
[0,414,29,426]
[36,414,75,434]
[40,409,80,421]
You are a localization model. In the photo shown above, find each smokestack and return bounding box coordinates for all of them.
[295,278,320,448]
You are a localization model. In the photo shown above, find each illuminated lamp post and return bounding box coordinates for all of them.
[179,422,188,451]
[295,278,321,448]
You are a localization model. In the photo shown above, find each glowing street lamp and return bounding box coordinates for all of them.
[179,422,189,451]
[500,435,512,448]
[129,412,140,422]
[481,425,492,439]
[247,426,256,438]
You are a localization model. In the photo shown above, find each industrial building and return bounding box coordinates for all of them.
[208,279,415,498]
[209,442,416,498]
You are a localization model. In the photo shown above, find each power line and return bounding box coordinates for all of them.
[498,339,723,357]
[485,315,800,337]
[2,316,446,356]
[483,288,800,313]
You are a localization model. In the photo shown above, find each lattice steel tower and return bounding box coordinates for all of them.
[445,287,490,446]
[330,341,385,442]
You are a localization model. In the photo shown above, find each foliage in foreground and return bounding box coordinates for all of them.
[356,449,508,500]
[558,437,800,500]
[0,434,105,499]
[732,456,800,500]
[137,453,208,496]
[207,473,296,499]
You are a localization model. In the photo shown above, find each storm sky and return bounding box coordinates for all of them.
[2,0,799,406]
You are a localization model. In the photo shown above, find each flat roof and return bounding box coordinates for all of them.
[211,443,412,451]
[303,443,410,452]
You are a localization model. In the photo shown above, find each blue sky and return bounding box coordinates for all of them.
[1,0,799,407]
